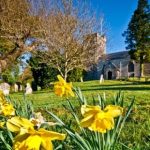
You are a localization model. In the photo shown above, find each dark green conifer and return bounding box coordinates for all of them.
[123,0,150,77]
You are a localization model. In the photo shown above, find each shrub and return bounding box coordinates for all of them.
[67,68,83,82]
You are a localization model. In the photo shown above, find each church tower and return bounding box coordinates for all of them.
[83,33,107,80]
[94,33,106,61]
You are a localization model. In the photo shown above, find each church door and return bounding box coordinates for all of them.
[108,71,112,80]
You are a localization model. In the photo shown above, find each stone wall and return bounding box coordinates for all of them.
[144,63,150,76]
[134,63,140,77]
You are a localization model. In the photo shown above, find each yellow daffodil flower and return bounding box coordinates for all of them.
[0,103,15,116]
[13,128,66,150]
[104,105,123,117]
[7,117,65,150]
[7,116,34,133]
[80,105,123,133]
[0,90,7,104]
[54,75,74,97]
[0,121,5,128]
[0,91,15,116]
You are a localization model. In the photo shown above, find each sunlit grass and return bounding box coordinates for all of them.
[10,80,150,108]
[9,80,150,149]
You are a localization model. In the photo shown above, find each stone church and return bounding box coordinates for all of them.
[85,34,150,80]
[97,51,150,80]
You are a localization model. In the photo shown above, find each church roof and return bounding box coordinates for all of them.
[104,61,120,70]
[105,51,130,60]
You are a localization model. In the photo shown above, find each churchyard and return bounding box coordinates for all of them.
[0,0,149,149]
[8,79,150,149]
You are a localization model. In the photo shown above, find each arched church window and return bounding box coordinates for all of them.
[128,62,134,72]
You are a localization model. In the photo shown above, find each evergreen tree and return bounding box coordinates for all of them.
[123,0,150,77]
[29,52,59,89]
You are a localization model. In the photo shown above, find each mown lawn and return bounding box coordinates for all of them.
[10,80,150,108]
[9,80,150,149]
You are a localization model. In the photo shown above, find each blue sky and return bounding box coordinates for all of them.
[91,0,139,53]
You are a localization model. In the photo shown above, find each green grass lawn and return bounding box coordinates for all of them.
[9,80,150,149]
[10,80,150,108]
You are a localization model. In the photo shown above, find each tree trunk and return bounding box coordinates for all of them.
[139,54,144,79]
[64,72,67,81]
[140,63,144,78]
[0,43,35,73]
[0,46,20,72]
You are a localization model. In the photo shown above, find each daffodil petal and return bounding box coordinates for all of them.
[81,105,101,116]
[25,135,42,150]
[41,138,53,150]
[13,141,26,150]
[0,90,6,104]
[54,75,74,97]
[66,83,74,97]
[57,75,66,84]
[104,105,123,117]
[7,117,34,132]
[38,128,66,141]
[0,122,5,128]
[80,114,95,127]
[14,133,30,144]
[7,121,21,132]
[14,135,41,150]
[1,103,15,116]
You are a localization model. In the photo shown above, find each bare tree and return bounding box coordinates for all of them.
[34,0,106,80]
[0,0,40,71]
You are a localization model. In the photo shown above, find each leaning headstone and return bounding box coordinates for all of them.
[14,83,18,92]
[25,83,32,95]
[99,74,104,84]
[0,82,10,95]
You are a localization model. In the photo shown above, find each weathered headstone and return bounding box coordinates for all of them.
[0,82,10,95]
[14,83,18,92]
[37,86,41,91]
[20,85,23,91]
[99,74,104,84]
[25,83,32,94]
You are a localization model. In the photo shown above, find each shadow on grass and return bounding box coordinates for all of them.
[79,81,150,87]
[80,85,150,91]
[89,83,134,87]
[32,90,52,94]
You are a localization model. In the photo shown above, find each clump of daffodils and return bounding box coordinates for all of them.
[0,90,66,150]
[50,75,134,149]
[0,75,134,150]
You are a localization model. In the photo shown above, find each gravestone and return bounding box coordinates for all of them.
[14,83,18,92]
[20,85,23,91]
[25,83,32,94]
[0,83,10,95]
[37,86,41,91]
[99,74,104,84]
